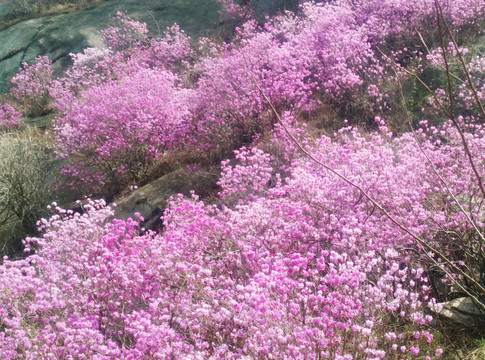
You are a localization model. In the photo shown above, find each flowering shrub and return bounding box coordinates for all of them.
[339,0,484,40]
[49,47,114,113]
[0,104,21,131]
[216,0,251,21]
[218,146,274,203]
[50,20,192,113]
[144,24,193,70]
[10,55,53,117]
[45,14,197,192]
[101,11,149,52]
[54,68,194,192]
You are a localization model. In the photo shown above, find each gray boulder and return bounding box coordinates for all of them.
[112,167,219,230]
[0,0,222,92]
[0,0,303,93]
[432,297,485,326]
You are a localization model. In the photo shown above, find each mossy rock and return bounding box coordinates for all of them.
[0,0,223,92]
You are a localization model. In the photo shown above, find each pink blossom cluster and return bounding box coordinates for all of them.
[195,2,374,113]
[189,2,382,149]
[48,18,194,190]
[216,0,251,20]
[50,23,192,113]
[340,0,484,38]
[194,0,484,133]
[53,68,194,189]
[0,103,21,130]
[10,55,53,116]
[41,0,484,189]
[218,146,274,202]
[101,11,149,52]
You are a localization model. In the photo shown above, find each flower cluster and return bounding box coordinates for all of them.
[101,11,149,52]
[216,0,251,20]
[54,68,194,191]
[0,103,21,131]
[10,55,53,116]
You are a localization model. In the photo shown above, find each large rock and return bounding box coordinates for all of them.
[0,0,222,92]
[112,167,219,230]
[0,0,302,93]
[432,297,485,327]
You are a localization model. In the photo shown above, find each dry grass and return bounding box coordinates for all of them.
[466,345,485,360]
[0,127,55,255]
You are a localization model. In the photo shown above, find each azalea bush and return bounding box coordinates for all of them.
[0,103,21,131]
[53,68,194,193]
[50,14,192,110]
[10,55,53,117]
[49,15,195,193]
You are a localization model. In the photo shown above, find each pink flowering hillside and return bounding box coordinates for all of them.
[40,0,483,192]
[2,117,485,358]
[0,0,485,358]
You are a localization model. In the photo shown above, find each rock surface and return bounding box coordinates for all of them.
[0,0,222,92]
[112,167,219,230]
[432,297,485,326]
[0,0,302,93]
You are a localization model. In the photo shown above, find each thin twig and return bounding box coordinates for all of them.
[392,64,485,247]
[434,0,485,120]
[434,0,485,199]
